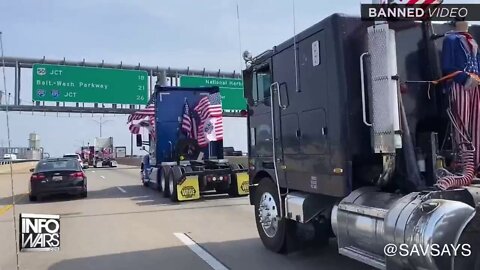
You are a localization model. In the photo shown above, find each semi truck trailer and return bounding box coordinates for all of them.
[243,14,480,270]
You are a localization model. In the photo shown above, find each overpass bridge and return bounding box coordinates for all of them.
[0,56,244,116]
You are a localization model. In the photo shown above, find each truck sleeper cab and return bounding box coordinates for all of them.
[138,86,249,202]
[244,14,480,270]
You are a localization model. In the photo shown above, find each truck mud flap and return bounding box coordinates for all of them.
[235,172,249,196]
[230,163,249,196]
[177,175,201,201]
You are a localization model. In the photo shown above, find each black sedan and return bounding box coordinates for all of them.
[29,158,88,201]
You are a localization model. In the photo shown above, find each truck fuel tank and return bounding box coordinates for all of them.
[332,187,480,270]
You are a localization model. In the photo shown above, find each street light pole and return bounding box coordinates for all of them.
[90,117,112,137]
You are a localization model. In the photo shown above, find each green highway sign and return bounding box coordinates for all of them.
[32,64,149,104]
[179,76,246,113]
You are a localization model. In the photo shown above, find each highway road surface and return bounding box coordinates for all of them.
[0,165,373,270]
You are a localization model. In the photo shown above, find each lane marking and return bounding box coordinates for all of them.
[116,187,127,193]
[100,175,105,179]
[173,232,228,270]
[0,205,13,216]
[0,194,26,216]
[91,171,96,173]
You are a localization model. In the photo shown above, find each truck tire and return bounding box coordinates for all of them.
[141,164,148,187]
[254,178,288,253]
[161,166,171,197]
[168,166,183,202]
[142,173,149,187]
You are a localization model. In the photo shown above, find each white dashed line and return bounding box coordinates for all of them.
[173,233,228,270]
[116,186,127,193]
[100,175,105,179]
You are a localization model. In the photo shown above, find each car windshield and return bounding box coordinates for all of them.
[36,159,80,172]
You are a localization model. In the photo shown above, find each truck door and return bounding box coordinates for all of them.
[270,46,298,190]
[250,61,287,188]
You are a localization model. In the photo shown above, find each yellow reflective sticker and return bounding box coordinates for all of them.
[236,172,249,195]
[177,176,200,201]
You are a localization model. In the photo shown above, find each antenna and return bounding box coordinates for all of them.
[292,0,299,92]
[0,31,20,270]
[236,2,244,73]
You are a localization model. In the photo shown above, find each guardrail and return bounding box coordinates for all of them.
[0,159,39,165]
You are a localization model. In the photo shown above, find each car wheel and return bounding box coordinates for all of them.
[81,189,87,198]
[29,194,37,201]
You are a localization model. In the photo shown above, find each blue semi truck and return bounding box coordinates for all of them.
[137,85,249,202]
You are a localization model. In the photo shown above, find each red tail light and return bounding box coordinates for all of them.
[31,174,46,181]
[70,172,85,179]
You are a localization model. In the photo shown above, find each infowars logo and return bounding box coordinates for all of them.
[20,213,60,252]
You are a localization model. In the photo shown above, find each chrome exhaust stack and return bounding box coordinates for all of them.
[332,187,480,270]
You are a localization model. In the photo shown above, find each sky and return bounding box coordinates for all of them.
[0,0,477,157]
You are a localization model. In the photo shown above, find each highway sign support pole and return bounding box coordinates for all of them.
[14,60,20,105]
[130,133,133,157]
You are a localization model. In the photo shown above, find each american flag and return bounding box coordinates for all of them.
[194,92,223,119]
[194,92,223,147]
[181,100,197,139]
[127,96,155,123]
[127,96,155,137]
[128,118,155,135]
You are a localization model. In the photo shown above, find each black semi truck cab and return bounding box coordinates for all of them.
[243,14,480,269]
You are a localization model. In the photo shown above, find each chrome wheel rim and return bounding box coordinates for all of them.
[258,192,279,238]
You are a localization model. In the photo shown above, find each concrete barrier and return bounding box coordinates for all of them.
[116,157,142,167]
[0,161,38,175]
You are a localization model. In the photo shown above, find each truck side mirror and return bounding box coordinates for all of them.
[242,70,254,105]
[136,134,143,147]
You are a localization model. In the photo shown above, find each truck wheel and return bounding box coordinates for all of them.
[142,175,149,187]
[168,167,181,202]
[254,178,288,253]
[161,166,171,197]
[168,168,178,202]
